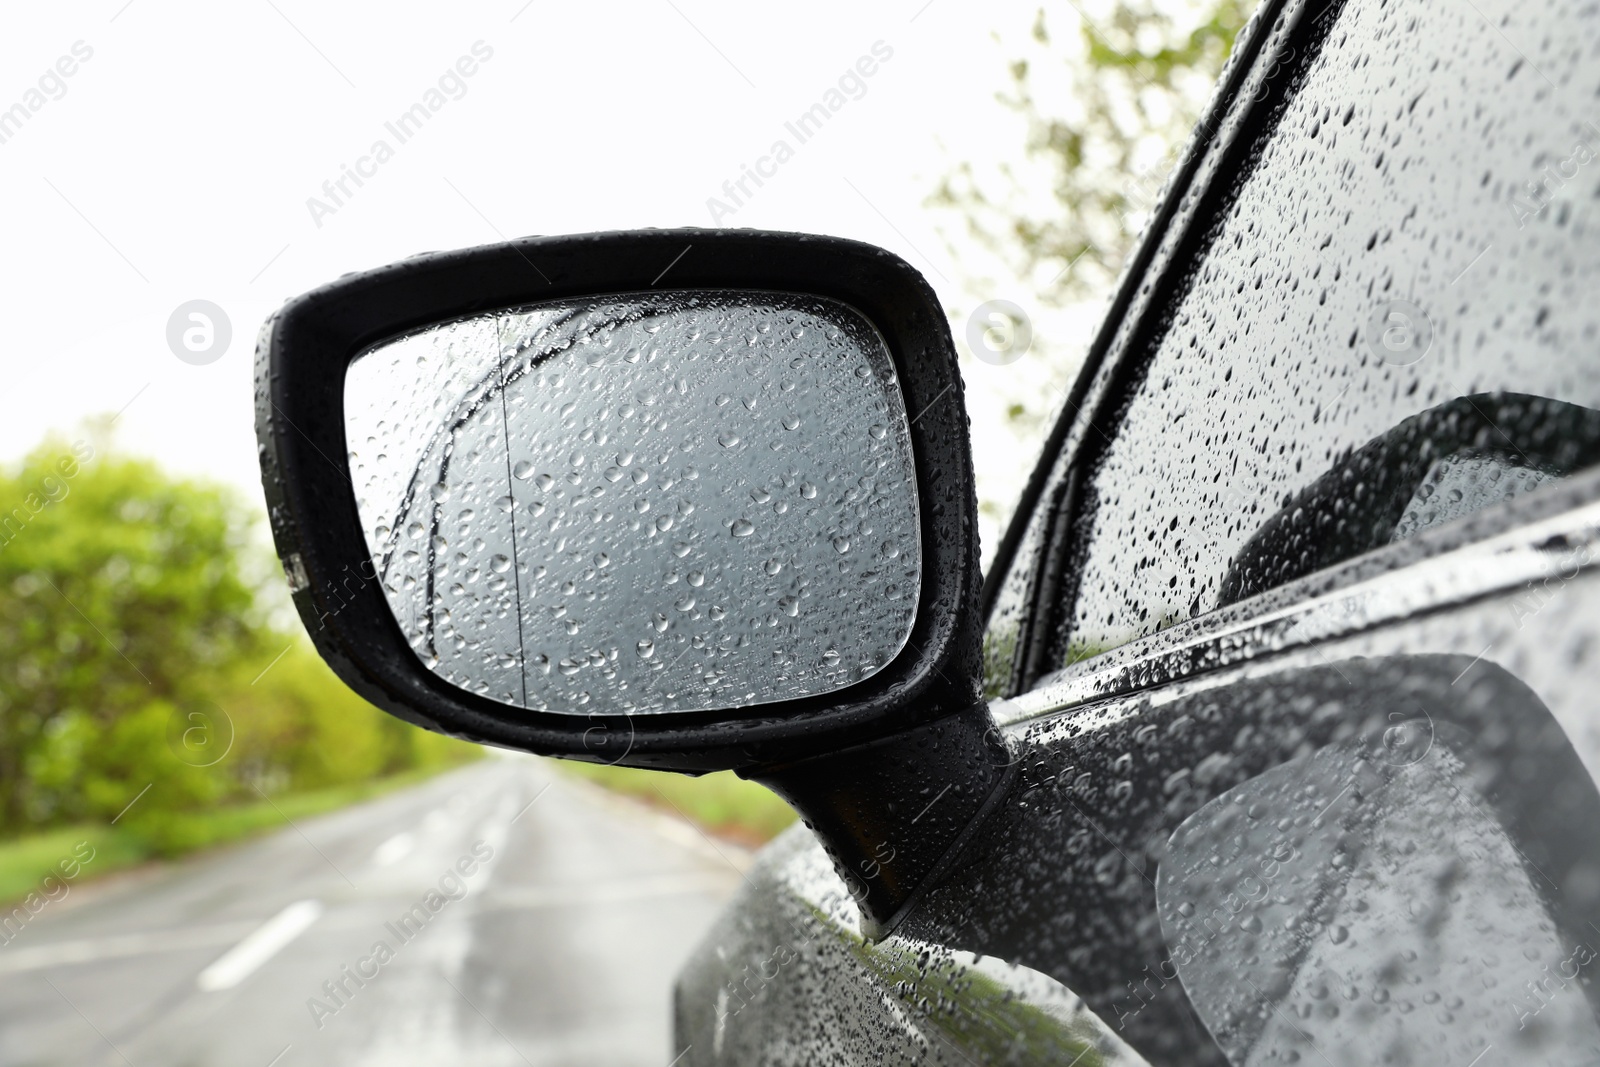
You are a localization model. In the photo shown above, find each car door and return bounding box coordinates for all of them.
[677,0,1600,1061]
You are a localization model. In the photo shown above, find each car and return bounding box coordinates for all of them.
[254,0,1600,1061]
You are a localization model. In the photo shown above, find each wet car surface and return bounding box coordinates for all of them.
[674,0,1600,1061]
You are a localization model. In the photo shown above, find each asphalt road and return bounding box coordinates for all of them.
[0,755,747,1066]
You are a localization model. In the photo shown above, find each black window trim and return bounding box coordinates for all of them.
[984,0,1357,695]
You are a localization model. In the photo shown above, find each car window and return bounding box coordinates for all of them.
[915,644,1600,1065]
[1159,723,1600,1065]
[1020,0,1600,672]
[982,501,1050,698]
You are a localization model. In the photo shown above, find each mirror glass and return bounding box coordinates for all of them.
[343,290,922,715]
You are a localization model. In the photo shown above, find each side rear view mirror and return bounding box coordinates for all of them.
[255,230,1009,936]
[348,288,922,718]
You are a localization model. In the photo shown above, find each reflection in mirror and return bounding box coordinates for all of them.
[344,290,921,715]
[1157,730,1600,1066]
[1218,394,1600,606]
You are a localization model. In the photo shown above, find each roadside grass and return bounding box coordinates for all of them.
[0,765,467,907]
[0,825,147,906]
[554,761,797,847]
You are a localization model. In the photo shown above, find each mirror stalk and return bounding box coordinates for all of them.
[746,701,1013,940]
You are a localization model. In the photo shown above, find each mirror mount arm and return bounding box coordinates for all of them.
[745,700,1014,941]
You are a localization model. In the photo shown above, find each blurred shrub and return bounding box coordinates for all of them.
[556,761,797,847]
[0,433,478,843]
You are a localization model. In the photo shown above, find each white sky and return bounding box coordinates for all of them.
[0,0,1113,564]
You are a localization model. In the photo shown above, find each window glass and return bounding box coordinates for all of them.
[1160,726,1600,1065]
[982,499,1048,698]
[1050,0,1600,667]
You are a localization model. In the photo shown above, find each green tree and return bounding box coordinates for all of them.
[0,431,474,841]
[935,0,1255,306]
[0,435,262,830]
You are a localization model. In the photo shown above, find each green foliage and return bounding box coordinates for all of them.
[225,643,467,795]
[934,0,1255,302]
[0,431,479,846]
[122,765,463,857]
[981,623,1019,699]
[556,760,797,846]
[0,825,141,905]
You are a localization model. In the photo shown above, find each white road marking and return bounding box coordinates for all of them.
[371,831,415,867]
[0,921,259,975]
[509,782,551,824]
[195,899,323,992]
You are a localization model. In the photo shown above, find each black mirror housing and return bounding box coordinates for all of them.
[255,229,985,775]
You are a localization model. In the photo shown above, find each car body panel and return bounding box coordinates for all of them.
[675,827,1151,1066]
